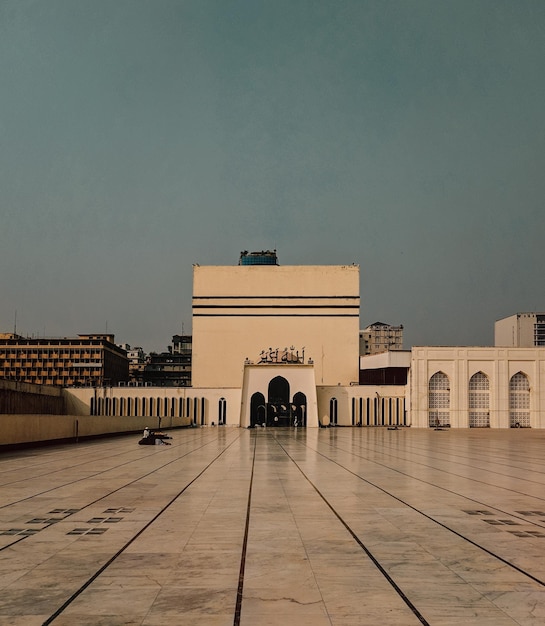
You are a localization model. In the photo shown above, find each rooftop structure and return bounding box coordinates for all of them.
[239,249,278,265]
[495,312,545,347]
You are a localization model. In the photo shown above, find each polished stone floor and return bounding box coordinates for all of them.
[1,427,545,625]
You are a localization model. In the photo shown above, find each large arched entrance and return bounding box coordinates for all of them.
[242,364,318,427]
[268,376,290,426]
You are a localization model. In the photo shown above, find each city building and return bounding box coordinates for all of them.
[360,321,403,355]
[143,335,191,387]
[495,312,545,347]
[118,344,147,384]
[0,333,128,387]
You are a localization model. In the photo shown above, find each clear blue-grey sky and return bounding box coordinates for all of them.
[1,0,544,352]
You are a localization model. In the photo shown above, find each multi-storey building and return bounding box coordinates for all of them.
[495,312,545,347]
[172,334,192,355]
[118,344,147,384]
[142,335,192,387]
[360,321,403,355]
[0,333,128,387]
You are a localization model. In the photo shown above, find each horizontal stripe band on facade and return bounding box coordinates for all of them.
[192,313,360,317]
[193,295,360,300]
[192,304,359,310]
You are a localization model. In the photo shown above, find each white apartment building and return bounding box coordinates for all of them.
[495,312,545,347]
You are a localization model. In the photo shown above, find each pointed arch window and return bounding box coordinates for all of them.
[469,372,490,427]
[329,398,338,425]
[509,372,530,428]
[218,398,227,425]
[428,372,450,427]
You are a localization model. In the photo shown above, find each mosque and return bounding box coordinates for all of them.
[68,251,545,429]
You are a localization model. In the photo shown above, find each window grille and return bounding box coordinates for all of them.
[469,372,490,427]
[428,372,450,426]
[509,372,530,427]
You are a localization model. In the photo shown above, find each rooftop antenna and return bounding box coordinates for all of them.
[14,310,17,335]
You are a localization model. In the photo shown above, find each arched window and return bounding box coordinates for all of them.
[329,397,338,425]
[429,372,450,427]
[218,398,227,425]
[193,397,198,425]
[469,372,490,427]
[509,372,530,428]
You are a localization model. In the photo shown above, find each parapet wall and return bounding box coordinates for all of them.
[0,414,192,448]
[0,379,65,414]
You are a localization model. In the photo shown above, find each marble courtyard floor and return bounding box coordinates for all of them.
[1,427,545,625]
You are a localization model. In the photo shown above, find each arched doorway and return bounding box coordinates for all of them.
[250,392,266,427]
[293,392,307,426]
[268,376,290,426]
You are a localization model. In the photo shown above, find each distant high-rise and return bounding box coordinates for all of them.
[495,313,545,347]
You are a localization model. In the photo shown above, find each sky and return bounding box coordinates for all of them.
[1,0,544,353]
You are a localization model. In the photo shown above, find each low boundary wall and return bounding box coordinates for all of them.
[0,380,65,415]
[0,414,192,449]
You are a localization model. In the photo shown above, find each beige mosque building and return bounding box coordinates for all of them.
[66,252,545,429]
